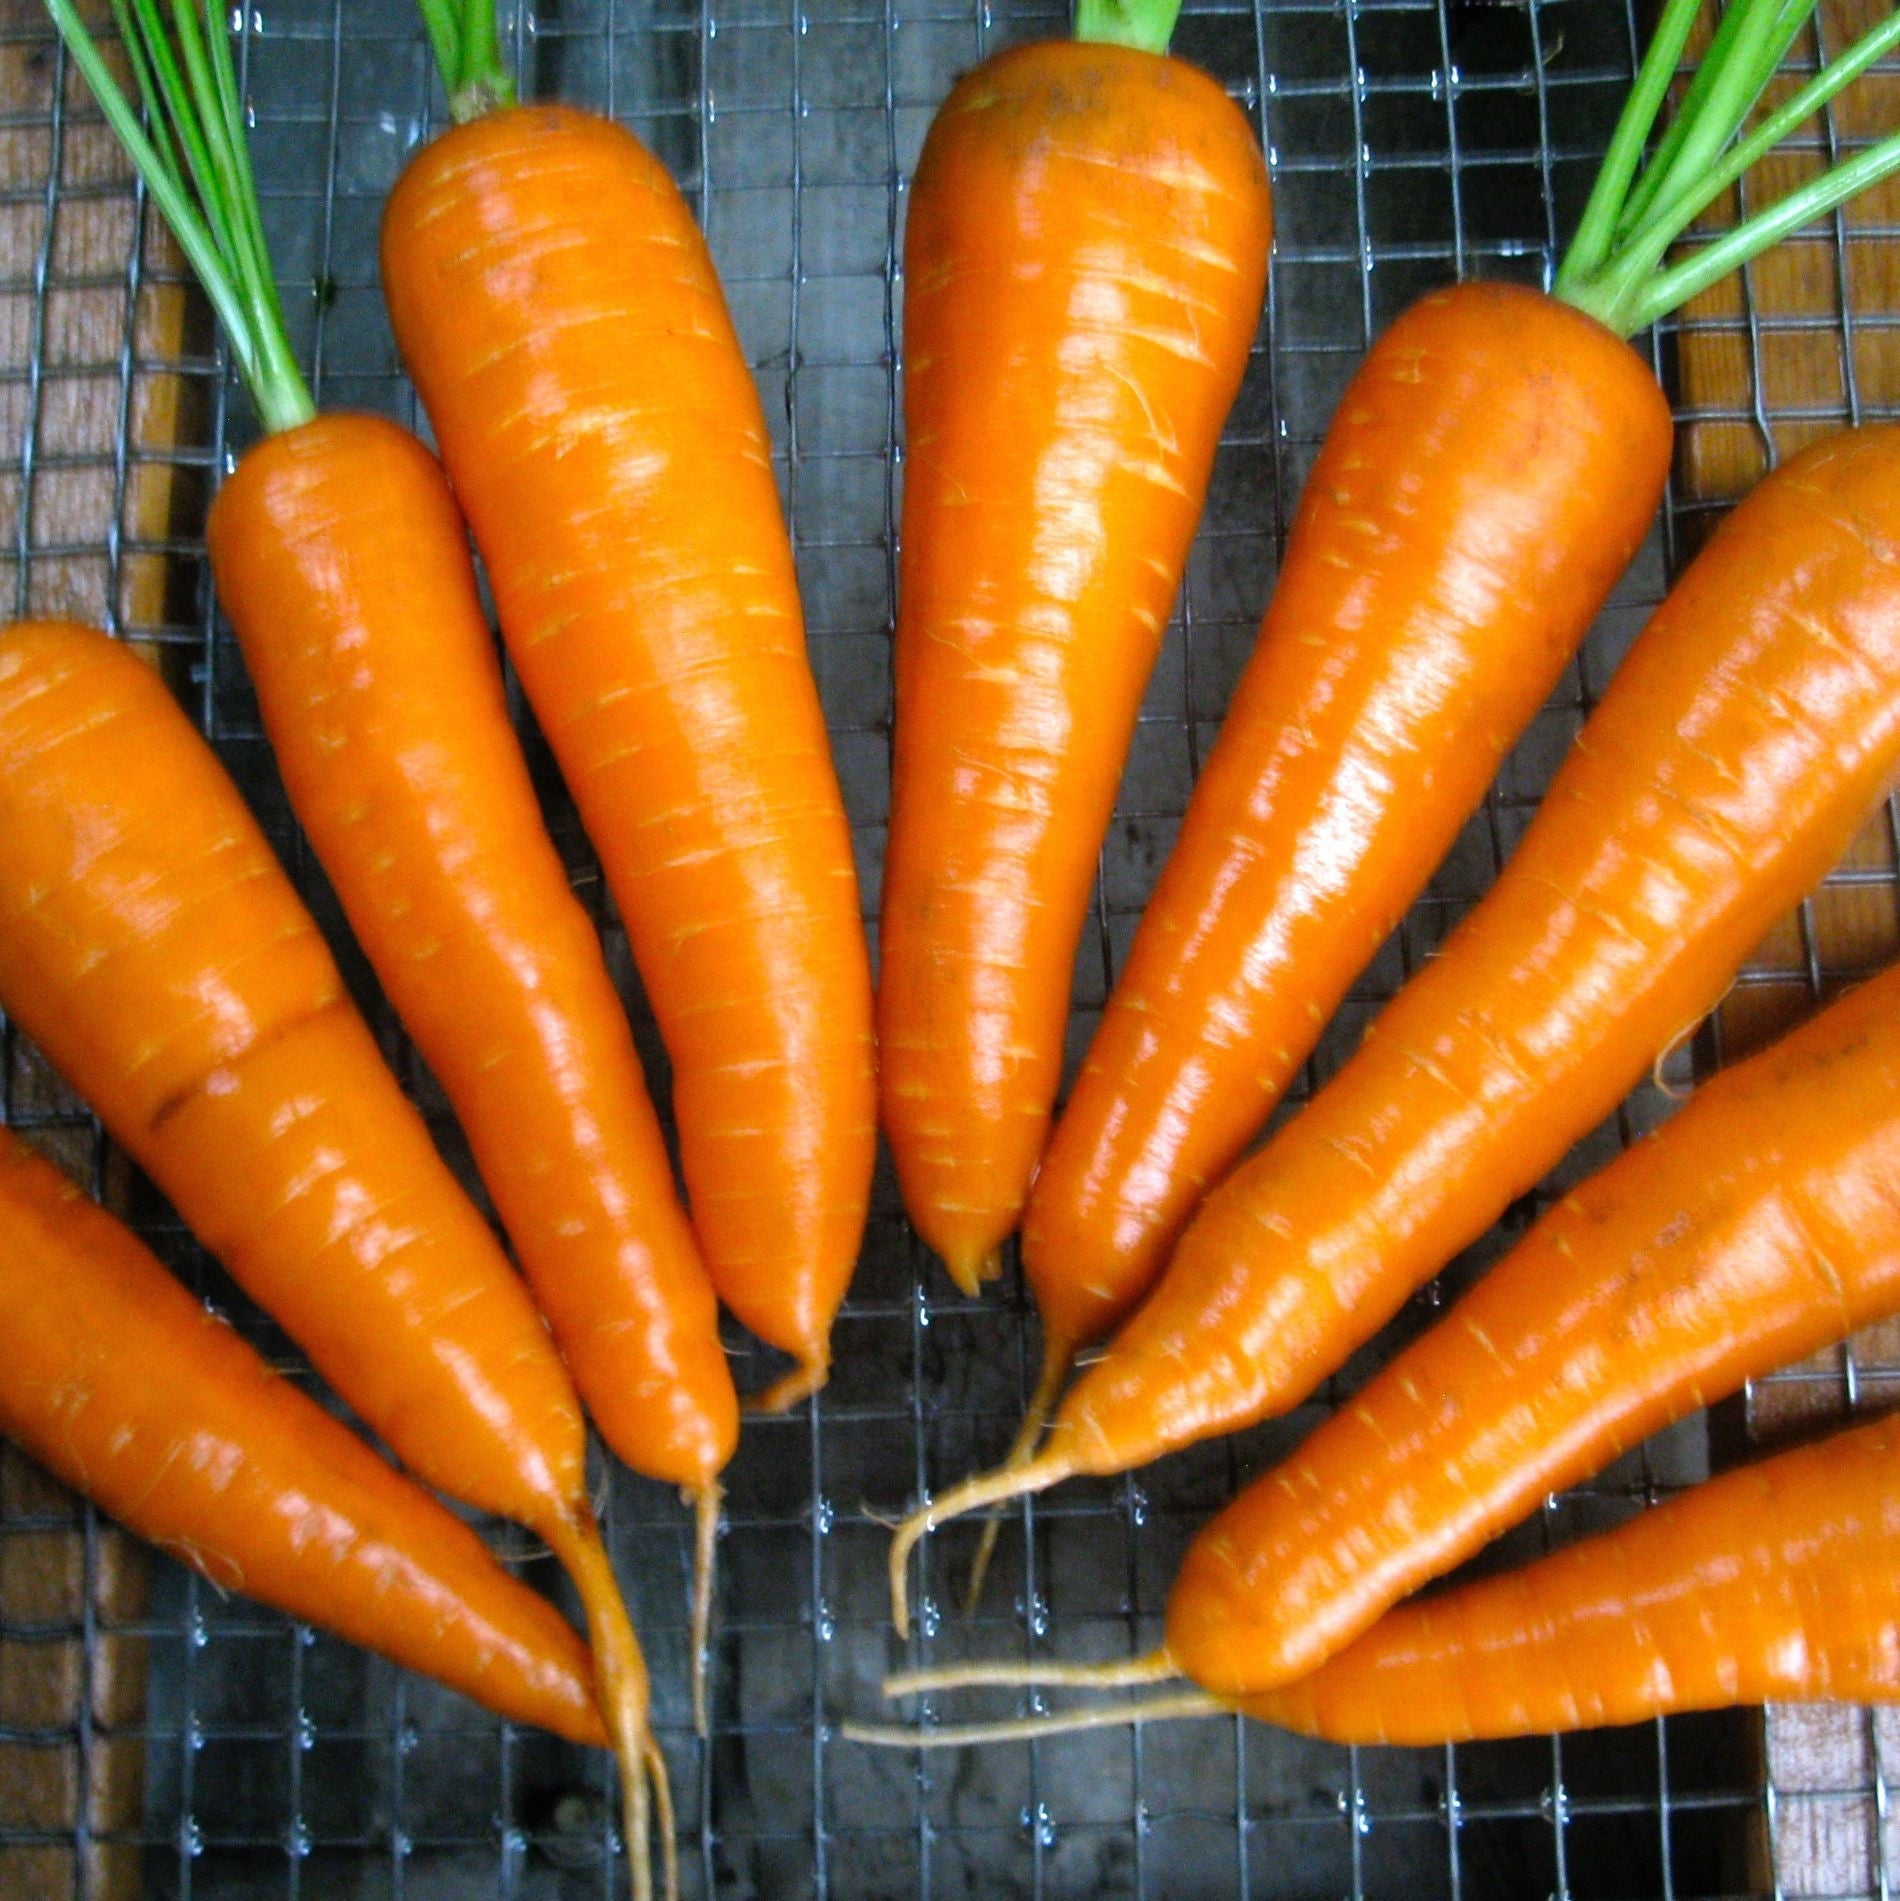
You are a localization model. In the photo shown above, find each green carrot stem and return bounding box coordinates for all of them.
[1073,0,1182,57]
[1622,126,1900,336]
[1559,0,1708,288]
[45,0,313,433]
[1555,0,1900,339]
[1609,0,1812,252]
[413,0,514,122]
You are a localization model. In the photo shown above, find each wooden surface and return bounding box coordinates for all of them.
[1672,4,1900,1895]
[0,12,191,1897]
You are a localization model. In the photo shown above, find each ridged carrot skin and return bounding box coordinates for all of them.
[1020,284,1672,1357]
[879,41,1273,1294]
[1245,1411,1900,1744]
[0,1126,606,1748]
[0,620,657,1831]
[380,106,874,1400]
[206,413,737,1488]
[0,621,587,1533]
[1169,959,1900,1697]
[1048,424,1900,1481]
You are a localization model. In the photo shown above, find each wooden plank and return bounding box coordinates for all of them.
[0,10,194,1897]
[1671,5,1900,1894]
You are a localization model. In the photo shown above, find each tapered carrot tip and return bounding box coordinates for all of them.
[688,1482,721,1739]
[935,1245,1002,1300]
[963,1344,1071,1617]
[744,1354,829,1414]
[888,1449,1076,1640]
[884,1649,1179,1699]
[842,1691,1222,1751]
[543,1511,665,1901]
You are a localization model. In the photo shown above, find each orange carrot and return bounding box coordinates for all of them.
[878,27,1272,1296]
[1019,287,1668,1367]
[965,0,1900,1595]
[207,419,737,1496]
[888,423,1900,1632]
[856,1412,1900,1748]
[1167,956,1900,1695]
[50,0,744,1765]
[0,1124,606,1748]
[0,622,659,1897]
[1247,1410,1900,1744]
[382,38,874,1410]
[46,0,736,1511]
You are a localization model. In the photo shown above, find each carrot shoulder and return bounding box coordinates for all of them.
[0,1126,606,1748]
[879,39,1272,1293]
[381,103,875,1403]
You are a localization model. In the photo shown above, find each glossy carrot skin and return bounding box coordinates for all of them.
[0,622,583,1539]
[1021,285,1672,1355]
[1053,425,1900,1480]
[381,106,873,1394]
[1245,1412,1900,1744]
[879,42,1273,1293]
[0,1126,606,1747]
[207,414,737,1488]
[1169,961,1900,1696]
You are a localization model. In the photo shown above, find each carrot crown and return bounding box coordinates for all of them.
[414,0,515,123]
[1073,0,1183,57]
[1555,0,1900,339]
[43,0,314,435]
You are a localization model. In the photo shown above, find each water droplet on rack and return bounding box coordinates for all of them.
[1128,1485,1147,1528]
[815,1600,835,1642]
[287,1821,311,1859]
[1026,1594,1049,1638]
[296,1713,315,1751]
[1035,1802,1057,1847]
[397,1723,419,1756]
[814,1495,834,1535]
[918,1596,941,1639]
[392,1832,412,1860]
[185,1718,204,1754]
[180,1815,203,1858]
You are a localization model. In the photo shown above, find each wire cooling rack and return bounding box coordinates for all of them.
[2,0,1898,1895]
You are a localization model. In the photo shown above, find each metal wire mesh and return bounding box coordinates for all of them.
[1,0,1898,1894]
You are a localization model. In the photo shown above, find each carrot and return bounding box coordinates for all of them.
[888,421,1900,1635]
[0,1124,607,1749]
[997,0,1900,1557]
[0,622,661,1901]
[1168,955,1900,1695]
[381,0,875,1411]
[876,4,1272,1298]
[1244,1410,1900,1744]
[51,0,739,1749]
[852,1411,1900,1749]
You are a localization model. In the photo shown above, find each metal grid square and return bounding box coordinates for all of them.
[1,0,1897,1895]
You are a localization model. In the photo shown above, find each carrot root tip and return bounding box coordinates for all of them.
[688,1481,722,1739]
[961,1347,1072,1618]
[745,1354,830,1415]
[842,1690,1222,1751]
[888,1449,1076,1641]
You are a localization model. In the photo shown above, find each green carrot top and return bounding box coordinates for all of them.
[1074,0,1183,57]
[45,0,314,435]
[1557,0,1900,337]
[415,0,515,123]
